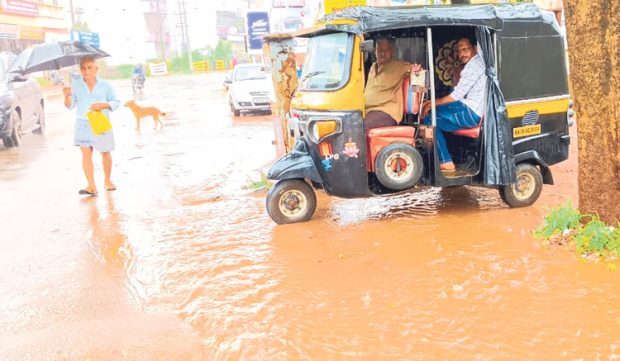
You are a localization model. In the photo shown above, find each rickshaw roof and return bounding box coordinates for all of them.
[285,3,551,37]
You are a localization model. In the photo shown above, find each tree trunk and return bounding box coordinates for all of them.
[564,0,620,224]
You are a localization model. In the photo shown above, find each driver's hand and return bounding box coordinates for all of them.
[421,100,431,119]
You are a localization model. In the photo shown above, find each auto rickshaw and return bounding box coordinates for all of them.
[262,4,573,224]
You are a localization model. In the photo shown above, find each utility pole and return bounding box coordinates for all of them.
[155,0,167,61]
[68,0,76,38]
[177,0,193,71]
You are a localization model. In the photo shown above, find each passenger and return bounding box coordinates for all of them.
[420,37,485,172]
[364,37,421,130]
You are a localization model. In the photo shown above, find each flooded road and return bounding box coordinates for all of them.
[1,73,618,360]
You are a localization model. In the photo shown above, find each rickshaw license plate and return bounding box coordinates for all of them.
[253,97,269,104]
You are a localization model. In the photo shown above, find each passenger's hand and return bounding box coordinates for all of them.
[411,63,423,74]
[62,86,72,97]
[89,103,109,111]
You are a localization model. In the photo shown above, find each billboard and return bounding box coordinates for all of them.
[216,11,245,37]
[324,0,366,15]
[247,11,270,51]
[1,0,39,17]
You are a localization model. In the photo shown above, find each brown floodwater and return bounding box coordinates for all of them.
[1,73,618,360]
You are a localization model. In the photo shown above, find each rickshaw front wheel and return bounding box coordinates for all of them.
[500,163,543,208]
[266,179,317,224]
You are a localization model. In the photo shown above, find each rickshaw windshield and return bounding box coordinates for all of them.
[300,32,353,91]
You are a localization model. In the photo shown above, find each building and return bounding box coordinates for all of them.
[141,0,171,60]
[0,0,69,53]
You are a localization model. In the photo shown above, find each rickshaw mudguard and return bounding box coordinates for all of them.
[267,140,322,183]
[514,150,554,185]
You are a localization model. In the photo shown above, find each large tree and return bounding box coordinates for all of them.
[564,0,620,224]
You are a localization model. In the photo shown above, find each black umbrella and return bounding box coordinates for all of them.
[7,40,109,75]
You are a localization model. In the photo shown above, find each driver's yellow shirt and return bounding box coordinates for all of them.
[364,59,411,123]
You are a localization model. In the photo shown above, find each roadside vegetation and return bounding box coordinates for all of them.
[535,201,619,267]
[98,39,235,79]
[246,171,272,192]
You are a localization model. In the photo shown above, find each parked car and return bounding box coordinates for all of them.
[227,64,274,116]
[0,52,45,148]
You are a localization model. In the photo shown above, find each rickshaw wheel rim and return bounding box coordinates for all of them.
[384,153,413,179]
[279,190,307,217]
[513,173,535,199]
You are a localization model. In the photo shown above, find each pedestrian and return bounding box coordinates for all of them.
[63,55,120,196]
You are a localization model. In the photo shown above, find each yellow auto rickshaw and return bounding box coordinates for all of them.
[263,4,574,224]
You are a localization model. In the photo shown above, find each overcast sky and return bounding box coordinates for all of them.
[68,0,220,65]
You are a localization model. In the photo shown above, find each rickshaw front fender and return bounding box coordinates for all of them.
[267,140,322,183]
[514,150,554,185]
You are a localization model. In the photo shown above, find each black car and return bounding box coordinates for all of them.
[0,52,45,148]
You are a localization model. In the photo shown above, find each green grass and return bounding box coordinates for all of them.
[535,201,620,260]
[246,171,272,191]
[533,201,582,239]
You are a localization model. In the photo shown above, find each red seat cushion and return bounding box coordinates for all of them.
[402,77,410,114]
[451,125,481,138]
[451,116,484,138]
[367,126,415,138]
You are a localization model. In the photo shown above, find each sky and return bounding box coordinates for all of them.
[68,0,221,65]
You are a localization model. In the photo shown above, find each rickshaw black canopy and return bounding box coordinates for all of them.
[321,3,548,34]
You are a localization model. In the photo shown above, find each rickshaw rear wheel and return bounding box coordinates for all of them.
[375,143,423,191]
[266,179,317,224]
[500,163,543,207]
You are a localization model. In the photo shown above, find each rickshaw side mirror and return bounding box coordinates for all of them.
[361,40,374,53]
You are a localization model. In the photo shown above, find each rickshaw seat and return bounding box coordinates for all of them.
[451,116,484,138]
[367,126,415,139]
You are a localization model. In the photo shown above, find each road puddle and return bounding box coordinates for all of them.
[2,74,617,359]
[109,78,618,359]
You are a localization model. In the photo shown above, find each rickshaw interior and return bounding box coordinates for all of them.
[362,25,484,192]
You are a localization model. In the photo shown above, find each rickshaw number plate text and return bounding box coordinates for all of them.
[513,124,541,138]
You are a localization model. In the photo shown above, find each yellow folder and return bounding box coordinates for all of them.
[86,110,112,135]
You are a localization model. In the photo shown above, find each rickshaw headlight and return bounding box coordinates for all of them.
[311,120,338,141]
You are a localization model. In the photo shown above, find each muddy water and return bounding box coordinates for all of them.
[1,73,618,360]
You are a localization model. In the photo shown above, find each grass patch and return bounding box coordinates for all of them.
[535,201,620,263]
[246,171,272,191]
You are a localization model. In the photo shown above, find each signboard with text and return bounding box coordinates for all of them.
[247,11,270,51]
[216,11,245,37]
[1,0,39,17]
[149,62,168,76]
[324,0,366,15]
[78,32,100,48]
[0,23,19,39]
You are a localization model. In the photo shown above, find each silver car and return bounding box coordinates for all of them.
[227,64,274,116]
[0,52,45,148]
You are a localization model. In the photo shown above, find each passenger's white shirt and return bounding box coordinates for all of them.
[450,53,486,117]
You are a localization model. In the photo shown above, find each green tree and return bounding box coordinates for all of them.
[73,21,91,32]
[208,40,233,65]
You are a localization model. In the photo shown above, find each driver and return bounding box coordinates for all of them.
[420,37,485,172]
